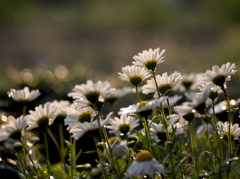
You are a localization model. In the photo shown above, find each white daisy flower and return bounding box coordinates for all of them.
[132,48,165,71]
[183,87,211,114]
[68,80,115,105]
[7,86,40,102]
[64,106,96,131]
[26,102,58,132]
[0,115,27,142]
[198,62,237,90]
[150,120,185,143]
[172,104,199,123]
[105,87,132,104]
[142,71,182,97]
[106,114,139,135]
[118,65,151,86]
[127,150,164,177]
[177,73,200,92]
[118,97,167,116]
[70,112,113,140]
[107,137,128,158]
[217,121,240,141]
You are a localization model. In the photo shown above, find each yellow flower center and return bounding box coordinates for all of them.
[129,76,143,86]
[85,92,101,104]
[136,150,153,162]
[137,101,147,110]
[158,84,173,95]
[144,60,157,71]
[118,123,131,134]
[36,115,50,130]
[109,136,121,144]
[78,112,92,123]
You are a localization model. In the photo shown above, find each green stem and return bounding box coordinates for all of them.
[212,100,222,179]
[189,122,199,177]
[222,87,232,158]
[135,85,141,103]
[47,128,70,179]
[16,152,28,179]
[151,71,161,98]
[43,132,51,179]
[166,98,172,115]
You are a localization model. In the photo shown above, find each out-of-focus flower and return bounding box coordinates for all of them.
[49,100,71,124]
[118,97,167,116]
[64,106,96,131]
[162,95,182,109]
[127,150,164,177]
[106,114,139,135]
[176,73,200,92]
[68,80,115,106]
[118,65,151,86]
[208,99,239,115]
[107,137,128,158]
[217,121,240,141]
[132,48,165,71]
[198,62,237,90]
[26,102,58,132]
[7,86,40,102]
[150,120,184,143]
[0,116,27,142]
[70,112,112,140]
[143,72,182,98]
[105,87,132,104]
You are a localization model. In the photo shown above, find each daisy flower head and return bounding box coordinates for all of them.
[127,150,164,177]
[198,62,237,90]
[177,73,200,92]
[64,106,96,131]
[150,120,185,143]
[208,99,239,115]
[8,86,41,103]
[118,65,151,86]
[49,100,71,124]
[162,95,182,109]
[132,48,166,71]
[174,104,199,123]
[106,114,139,135]
[107,137,128,158]
[217,121,240,141]
[143,71,182,97]
[118,97,167,117]
[105,87,132,104]
[68,80,115,107]
[0,115,27,142]
[26,102,58,132]
[183,86,211,114]
[70,112,113,140]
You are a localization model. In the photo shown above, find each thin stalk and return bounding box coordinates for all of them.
[222,87,232,157]
[43,132,51,179]
[151,71,161,98]
[166,98,172,115]
[16,152,28,179]
[47,129,70,179]
[212,100,222,179]
[135,85,141,103]
[189,122,199,177]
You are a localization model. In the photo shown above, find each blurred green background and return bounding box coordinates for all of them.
[0,0,240,98]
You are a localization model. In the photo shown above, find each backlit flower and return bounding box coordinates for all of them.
[105,87,132,104]
[143,72,182,97]
[70,112,112,140]
[8,86,40,102]
[68,80,115,105]
[132,48,165,71]
[198,62,236,90]
[26,102,58,132]
[64,106,96,131]
[118,97,167,116]
[127,150,164,177]
[118,65,151,86]
[0,116,27,142]
[106,114,139,135]
[217,121,240,141]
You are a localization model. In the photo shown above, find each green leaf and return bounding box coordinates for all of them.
[231,163,240,176]
[135,131,150,149]
[117,158,127,169]
[83,150,97,154]
[75,149,82,162]
[175,157,189,173]
[230,107,239,113]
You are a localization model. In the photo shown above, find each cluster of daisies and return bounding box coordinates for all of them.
[0,47,240,179]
